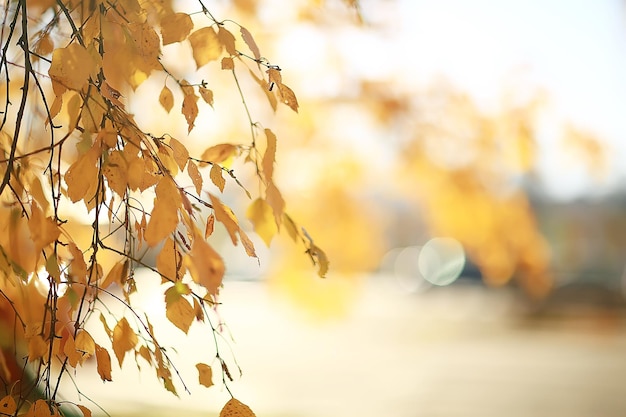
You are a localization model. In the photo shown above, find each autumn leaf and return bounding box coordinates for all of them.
[240,26,261,61]
[265,181,285,226]
[28,202,60,252]
[246,198,277,247]
[219,398,257,417]
[210,164,225,192]
[188,27,222,68]
[75,330,96,361]
[221,57,234,70]
[0,395,17,416]
[77,404,93,417]
[144,177,182,246]
[103,150,129,197]
[187,160,203,195]
[65,140,101,203]
[169,137,189,171]
[156,238,182,283]
[262,128,276,183]
[164,282,194,333]
[95,344,113,381]
[100,259,129,289]
[159,85,174,113]
[112,317,138,367]
[181,80,199,133]
[49,43,99,91]
[28,335,47,361]
[196,363,213,388]
[217,27,237,56]
[200,144,237,166]
[161,12,194,45]
[205,213,215,238]
[209,194,240,245]
[199,87,214,107]
[186,228,225,295]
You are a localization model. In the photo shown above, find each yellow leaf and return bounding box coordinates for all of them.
[63,334,82,367]
[181,81,199,133]
[75,330,96,361]
[169,137,189,171]
[210,164,225,192]
[68,242,88,283]
[209,194,240,245]
[278,83,299,113]
[164,283,194,333]
[157,145,179,176]
[239,228,257,258]
[156,237,182,282]
[186,230,224,295]
[28,335,48,361]
[199,87,214,107]
[159,85,174,113]
[130,23,161,70]
[187,160,203,195]
[77,405,92,417]
[262,128,276,183]
[103,150,129,197]
[193,297,204,321]
[240,26,260,61]
[217,27,237,56]
[28,202,60,252]
[100,259,129,289]
[25,399,61,417]
[161,12,194,45]
[95,344,112,381]
[266,182,285,226]
[65,140,101,203]
[246,198,277,247]
[200,144,237,166]
[144,177,181,246]
[188,27,222,68]
[219,398,257,417]
[221,57,234,70]
[196,363,213,388]
[205,213,215,238]
[49,44,99,91]
[0,395,17,416]
[112,317,138,367]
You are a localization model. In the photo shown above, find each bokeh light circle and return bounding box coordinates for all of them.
[418,237,466,286]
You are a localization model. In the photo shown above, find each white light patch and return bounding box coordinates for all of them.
[418,237,465,286]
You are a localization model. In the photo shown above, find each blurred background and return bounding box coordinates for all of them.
[77,0,626,416]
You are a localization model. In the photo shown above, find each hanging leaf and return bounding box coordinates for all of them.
[49,43,99,91]
[112,317,138,367]
[262,128,276,183]
[0,395,17,416]
[156,238,182,283]
[199,144,237,166]
[180,80,199,133]
[28,335,48,361]
[217,26,237,56]
[196,363,214,388]
[65,141,101,203]
[75,330,96,361]
[95,344,112,381]
[187,160,203,195]
[28,202,60,252]
[159,85,174,113]
[144,177,182,246]
[221,57,234,70]
[209,194,240,245]
[199,87,214,107]
[188,27,222,68]
[164,283,194,334]
[205,213,215,238]
[161,12,194,45]
[265,182,285,226]
[77,405,93,417]
[210,164,225,192]
[240,26,261,61]
[102,150,129,197]
[186,229,225,295]
[246,198,277,247]
[169,137,189,171]
[219,398,257,417]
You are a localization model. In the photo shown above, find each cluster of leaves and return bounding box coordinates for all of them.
[0,0,327,415]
